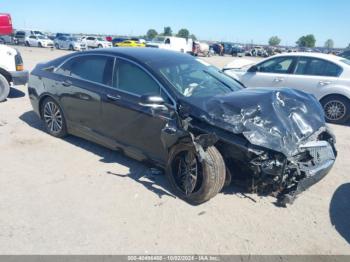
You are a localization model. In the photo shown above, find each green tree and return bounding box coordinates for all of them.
[146,29,158,40]
[268,36,281,46]
[176,28,190,39]
[189,34,197,41]
[163,26,173,36]
[324,39,334,49]
[296,34,316,48]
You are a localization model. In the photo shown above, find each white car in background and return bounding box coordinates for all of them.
[81,36,112,49]
[0,45,28,101]
[54,36,87,51]
[26,35,54,48]
[146,36,193,53]
[224,53,350,124]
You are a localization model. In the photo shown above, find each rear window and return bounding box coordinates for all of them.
[56,55,114,86]
[294,57,342,77]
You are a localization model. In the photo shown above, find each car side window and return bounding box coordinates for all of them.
[256,57,294,74]
[30,36,36,39]
[294,57,342,77]
[56,55,114,86]
[114,60,160,97]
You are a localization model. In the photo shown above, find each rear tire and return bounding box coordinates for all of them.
[69,45,74,51]
[55,43,60,49]
[166,144,226,204]
[321,95,350,124]
[0,74,10,102]
[98,44,103,48]
[40,97,67,138]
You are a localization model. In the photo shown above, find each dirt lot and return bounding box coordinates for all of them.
[0,46,349,254]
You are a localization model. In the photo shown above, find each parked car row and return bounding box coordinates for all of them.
[11,30,113,50]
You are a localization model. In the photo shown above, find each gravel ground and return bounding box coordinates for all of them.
[0,46,349,254]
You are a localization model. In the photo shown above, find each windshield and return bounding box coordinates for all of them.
[154,58,242,98]
[97,37,104,41]
[37,36,46,39]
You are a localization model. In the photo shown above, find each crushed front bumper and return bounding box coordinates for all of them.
[296,159,334,193]
[277,140,336,206]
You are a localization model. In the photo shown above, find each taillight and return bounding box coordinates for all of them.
[15,52,24,71]
[16,64,24,71]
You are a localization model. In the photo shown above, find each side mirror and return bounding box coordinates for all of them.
[139,95,169,112]
[248,65,258,73]
[140,95,165,106]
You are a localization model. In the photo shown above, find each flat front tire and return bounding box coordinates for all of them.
[0,74,10,102]
[166,144,226,204]
[40,97,67,138]
[321,95,350,124]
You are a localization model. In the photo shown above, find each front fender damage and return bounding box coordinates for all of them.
[159,95,337,206]
[160,116,218,163]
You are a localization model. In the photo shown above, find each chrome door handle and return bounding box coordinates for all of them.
[319,81,331,86]
[106,94,121,101]
[273,78,284,83]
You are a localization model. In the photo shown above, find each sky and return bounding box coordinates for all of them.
[1,0,349,47]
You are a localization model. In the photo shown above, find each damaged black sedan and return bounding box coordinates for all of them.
[28,48,337,206]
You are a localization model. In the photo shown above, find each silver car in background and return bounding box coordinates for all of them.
[54,36,87,51]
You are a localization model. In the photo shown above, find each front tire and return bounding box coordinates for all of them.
[321,95,350,124]
[38,42,43,48]
[40,97,67,138]
[166,144,226,204]
[0,74,10,102]
[55,43,60,49]
[25,41,30,47]
[98,44,103,48]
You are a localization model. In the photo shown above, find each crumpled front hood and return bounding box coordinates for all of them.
[195,88,326,157]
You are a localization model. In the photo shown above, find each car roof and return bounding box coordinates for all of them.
[83,47,192,64]
[273,52,347,64]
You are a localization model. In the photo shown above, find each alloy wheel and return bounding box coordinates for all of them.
[175,151,199,196]
[324,100,346,121]
[43,101,63,134]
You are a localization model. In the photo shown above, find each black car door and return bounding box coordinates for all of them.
[100,58,173,163]
[52,54,114,135]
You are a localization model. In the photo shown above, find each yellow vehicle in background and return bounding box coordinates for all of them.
[115,40,145,47]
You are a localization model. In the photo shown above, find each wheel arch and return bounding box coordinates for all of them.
[320,93,350,104]
[38,94,64,119]
[0,67,12,83]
